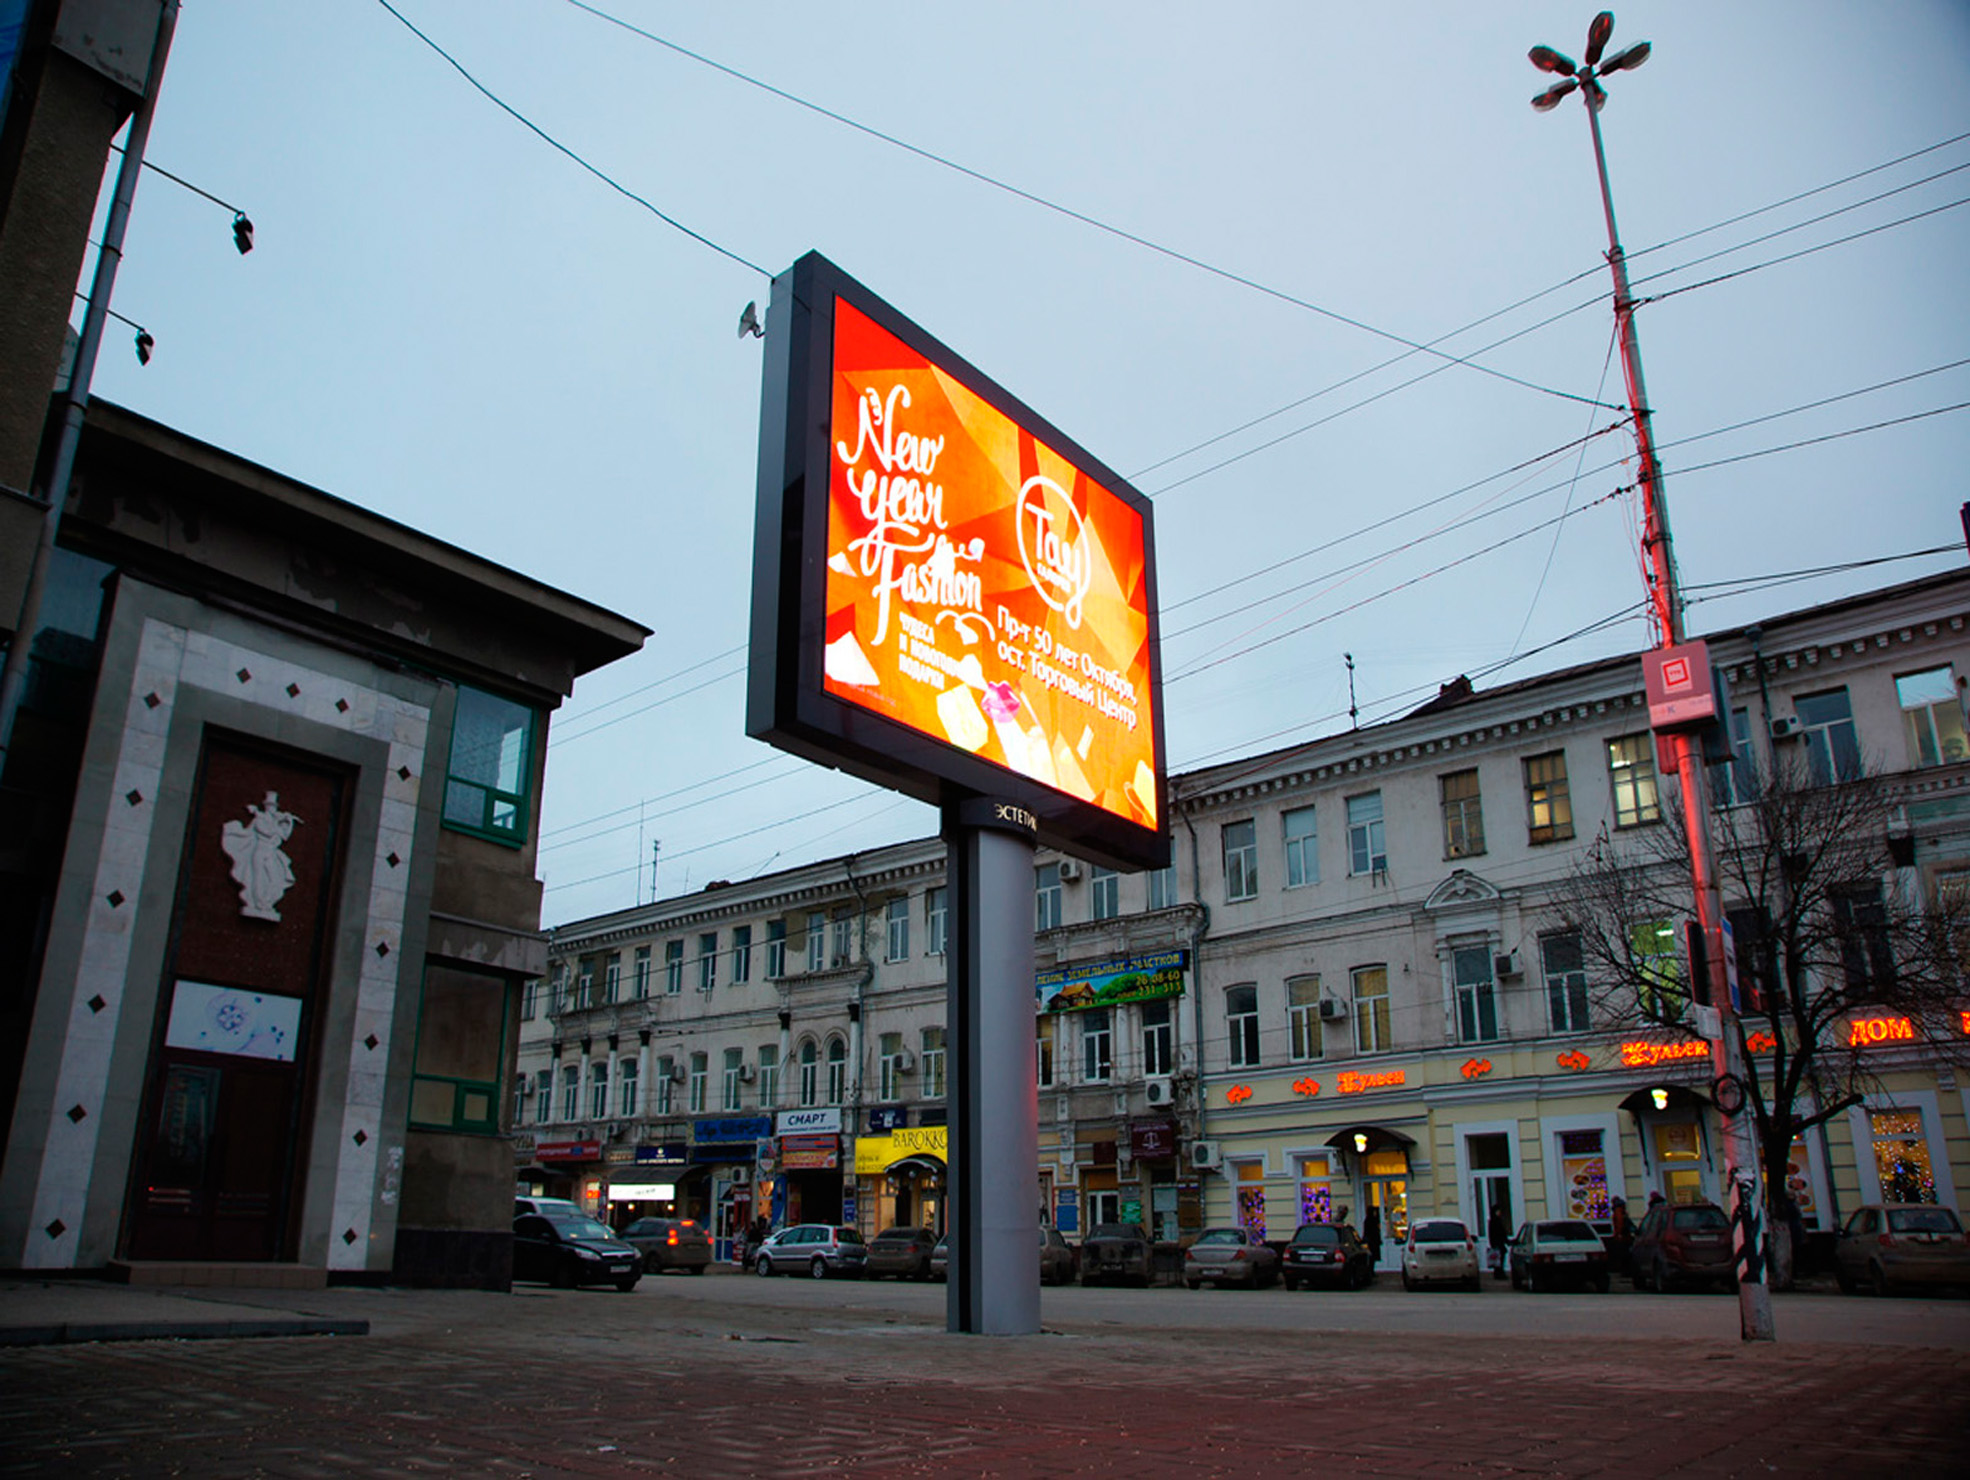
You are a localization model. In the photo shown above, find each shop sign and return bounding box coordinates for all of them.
[1618,1039,1710,1069]
[1335,1069,1405,1095]
[1292,1077,1320,1097]
[1038,949,1186,1015]
[1121,1198,1143,1225]
[603,1147,636,1165]
[694,1116,773,1145]
[867,1106,907,1132]
[1130,1120,1178,1160]
[512,1133,536,1157]
[1459,1058,1493,1080]
[536,1139,599,1163]
[1744,1032,1778,1055]
[1847,1015,1915,1048]
[777,1108,843,1136]
[1556,1050,1592,1072]
[1224,1083,1253,1105]
[634,1142,689,1165]
[852,1125,949,1175]
[781,1134,840,1170]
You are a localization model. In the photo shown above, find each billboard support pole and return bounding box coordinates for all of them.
[944,796,1040,1335]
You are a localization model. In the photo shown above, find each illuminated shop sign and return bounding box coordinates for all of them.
[1847,1015,1915,1048]
[776,1108,843,1136]
[1037,949,1185,1015]
[1460,1058,1493,1080]
[1556,1050,1592,1072]
[1744,1032,1778,1055]
[1224,1084,1253,1105]
[748,253,1169,871]
[535,1140,599,1163]
[1618,1039,1710,1069]
[1292,1077,1321,1098]
[853,1125,950,1175]
[779,1134,840,1171]
[1336,1069,1406,1095]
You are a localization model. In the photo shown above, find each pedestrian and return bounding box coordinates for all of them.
[1362,1205,1381,1265]
[1608,1196,1632,1275]
[1486,1203,1510,1280]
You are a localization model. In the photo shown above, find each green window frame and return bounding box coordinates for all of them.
[442,686,538,845]
[407,963,511,1134]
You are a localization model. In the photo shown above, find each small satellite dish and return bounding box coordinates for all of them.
[738,301,763,339]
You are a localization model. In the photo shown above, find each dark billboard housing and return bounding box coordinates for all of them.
[748,252,1169,872]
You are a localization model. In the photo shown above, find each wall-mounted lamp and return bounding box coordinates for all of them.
[1650,1087,1670,1111]
[1353,1132,1370,1153]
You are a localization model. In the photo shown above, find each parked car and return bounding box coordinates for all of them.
[1835,1203,1970,1295]
[1281,1222,1374,1290]
[1507,1220,1611,1292]
[619,1216,712,1275]
[1631,1201,1736,1292]
[866,1226,939,1280]
[514,1195,582,1220]
[1401,1218,1481,1291]
[1080,1223,1152,1287]
[929,1228,1080,1285]
[1184,1226,1281,1289]
[754,1223,868,1279]
[511,1212,641,1291]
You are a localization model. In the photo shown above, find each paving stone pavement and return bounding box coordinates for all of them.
[1,1280,1965,1477]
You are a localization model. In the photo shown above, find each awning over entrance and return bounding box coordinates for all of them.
[1618,1084,1712,1114]
[1324,1126,1417,1155]
[884,1155,945,1177]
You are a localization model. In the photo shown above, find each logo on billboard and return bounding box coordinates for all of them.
[1017,476,1090,629]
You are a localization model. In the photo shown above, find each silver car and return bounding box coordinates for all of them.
[1835,1204,1970,1295]
[1184,1226,1280,1289]
[1401,1218,1481,1291]
[754,1223,869,1279]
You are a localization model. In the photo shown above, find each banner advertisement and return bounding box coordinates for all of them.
[779,1134,840,1171]
[853,1125,949,1175]
[1037,949,1186,1015]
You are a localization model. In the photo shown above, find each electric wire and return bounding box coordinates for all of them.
[556,643,746,727]
[539,761,811,855]
[551,664,747,745]
[539,755,784,839]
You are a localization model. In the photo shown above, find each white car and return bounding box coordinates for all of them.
[1401,1217,1482,1291]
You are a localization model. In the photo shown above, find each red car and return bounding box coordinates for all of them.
[1630,1202,1736,1292]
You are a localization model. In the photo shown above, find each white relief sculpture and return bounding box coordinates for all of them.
[221,790,301,921]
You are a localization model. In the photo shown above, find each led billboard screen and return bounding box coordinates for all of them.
[749,253,1168,871]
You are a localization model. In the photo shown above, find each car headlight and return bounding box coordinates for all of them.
[577,1247,601,1261]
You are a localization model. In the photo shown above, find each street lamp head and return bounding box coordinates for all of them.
[1529,44,1577,75]
[1532,77,1580,111]
[1584,12,1615,66]
[1599,41,1651,74]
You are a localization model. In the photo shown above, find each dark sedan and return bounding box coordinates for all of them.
[512,1212,641,1291]
[1281,1222,1374,1290]
[866,1226,938,1280]
[619,1216,712,1274]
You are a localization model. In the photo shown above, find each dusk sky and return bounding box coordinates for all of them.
[75,2,1970,923]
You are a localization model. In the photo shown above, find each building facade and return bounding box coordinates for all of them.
[533,569,1970,1271]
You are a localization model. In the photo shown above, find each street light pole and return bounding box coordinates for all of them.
[1530,11,1775,1343]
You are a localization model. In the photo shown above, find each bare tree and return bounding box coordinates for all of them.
[1558,747,1969,1284]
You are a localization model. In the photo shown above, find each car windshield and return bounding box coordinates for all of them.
[1412,1221,1468,1243]
[1672,1207,1728,1231]
[546,1215,614,1241]
[1196,1229,1244,1245]
[1291,1225,1340,1246]
[1537,1221,1600,1241]
[1888,1207,1962,1234]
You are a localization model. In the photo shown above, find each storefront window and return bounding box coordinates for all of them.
[1871,1110,1936,1203]
[1298,1155,1333,1225]
[1652,1121,1704,1204]
[1782,1134,1818,1229]
[1557,1129,1610,1222]
[1235,1161,1266,1240]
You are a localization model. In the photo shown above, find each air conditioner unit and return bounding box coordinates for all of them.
[1769,716,1803,741]
[668,1062,688,1083]
[1144,1077,1175,1107]
[729,1167,750,1185]
[738,1063,756,1083]
[1057,858,1083,881]
[896,1050,916,1073]
[519,1077,535,1096]
[1494,951,1522,980]
[1190,1140,1223,1171]
[1318,998,1348,1021]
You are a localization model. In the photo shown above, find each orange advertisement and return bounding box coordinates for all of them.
[821,299,1158,829]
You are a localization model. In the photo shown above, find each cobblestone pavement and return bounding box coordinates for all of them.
[2,1281,1966,1477]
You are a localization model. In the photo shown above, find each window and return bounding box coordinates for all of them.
[926,887,948,955]
[1140,999,1173,1076]
[589,1059,609,1119]
[1288,976,1322,1061]
[798,1040,819,1107]
[1146,863,1178,911]
[1037,1017,1055,1088]
[732,926,752,983]
[1524,751,1574,843]
[1082,1009,1112,1082]
[1090,867,1120,921]
[1871,1109,1936,1204]
[830,910,854,967]
[1440,770,1485,859]
[1608,734,1662,827]
[722,1047,744,1111]
[921,1027,946,1099]
[826,1037,848,1103]
[442,686,536,844]
[1898,666,1967,767]
[533,1069,551,1125]
[1284,806,1319,887]
[407,964,507,1133]
[879,1032,905,1101]
[1796,688,1861,786]
[521,978,538,1020]
[574,972,593,1010]
[688,1053,708,1113]
[1036,863,1063,930]
[1222,819,1258,901]
[1542,931,1590,1034]
[1631,920,1684,1022]
[765,919,787,978]
[1710,706,1756,807]
[1832,881,1896,995]
[758,1044,779,1107]
[633,945,652,999]
[603,959,621,1005]
[1352,965,1390,1053]
[886,897,910,961]
[664,939,683,994]
[561,1063,580,1121]
[547,967,566,1015]
[697,932,718,992]
[1226,984,1260,1068]
[618,1057,639,1119]
[1347,793,1386,876]
[655,1058,675,1116]
[1453,946,1498,1044]
[806,912,827,972]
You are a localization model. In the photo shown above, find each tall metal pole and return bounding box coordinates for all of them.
[0,0,180,777]
[1534,14,1774,1342]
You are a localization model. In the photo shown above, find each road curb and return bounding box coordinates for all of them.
[0,1316,369,1348]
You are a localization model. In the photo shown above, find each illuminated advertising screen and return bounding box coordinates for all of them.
[749,253,1167,871]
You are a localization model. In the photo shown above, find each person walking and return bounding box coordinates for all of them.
[1487,1203,1510,1280]
[1362,1205,1382,1267]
